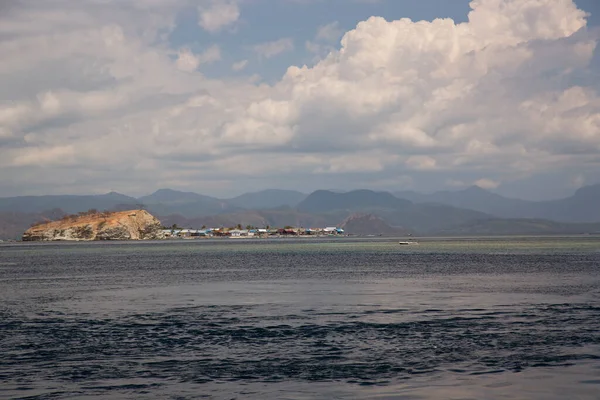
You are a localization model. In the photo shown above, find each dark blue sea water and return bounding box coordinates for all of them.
[1,237,600,399]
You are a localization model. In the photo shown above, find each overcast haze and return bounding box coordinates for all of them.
[1,0,599,200]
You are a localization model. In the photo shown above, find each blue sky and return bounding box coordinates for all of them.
[170,0,600,83]
[0,0,599,200]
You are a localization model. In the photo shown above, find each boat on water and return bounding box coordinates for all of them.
[398,241,419,245]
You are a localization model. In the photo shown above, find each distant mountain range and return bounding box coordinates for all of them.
[1,184,599,240]
[394,184,600,223]
[297,189,411,213]
[339,214,413,236]
[295,189,490,233]
[0,209,66,240]
[138,188,239,217]
[227,189,306,209]
[0,192,139,214]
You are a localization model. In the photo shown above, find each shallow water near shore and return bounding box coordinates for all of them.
[1,236,600,399]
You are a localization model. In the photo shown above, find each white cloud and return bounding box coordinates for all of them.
[200,45,222,64]
[306,21,343,57]
[176,48,201,72]
[405,155,437,171]
[0,0,598,197]
[253,38,294,58]
[474,178,500,189]
[197,0,240,33]
[37,92,62,115]
[316,21,343,43]
[12,145,76,167]
[231,59,248,71]
[176,46,221,72]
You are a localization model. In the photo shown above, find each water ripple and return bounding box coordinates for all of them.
[1,303,599,393]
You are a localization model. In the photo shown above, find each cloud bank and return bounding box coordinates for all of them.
[0,0,598,198]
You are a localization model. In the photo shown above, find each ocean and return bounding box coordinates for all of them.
[1,236,599,399]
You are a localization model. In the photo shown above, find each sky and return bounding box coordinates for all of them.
[0,0,599,201]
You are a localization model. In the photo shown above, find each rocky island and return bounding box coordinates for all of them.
[22,210,164,241]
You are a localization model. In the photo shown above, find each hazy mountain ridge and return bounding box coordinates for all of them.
[138,189,216,204]
[394,186,531,216]
[436,218,600,236]
[296,189,490,233]
[0,192,139,214]
[339,213,413,236]
[138,189,239,217]
[394,184,600,223]
[1,184,600,239]
[159,209,333,231]
[0,209,66,240]
[226,190,306,210]
[297,190,411,213]
[139,189,307,217]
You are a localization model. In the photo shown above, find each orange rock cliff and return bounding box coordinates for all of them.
[22,210,164,241]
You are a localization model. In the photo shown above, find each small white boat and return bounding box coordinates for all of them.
[398,241,419,245]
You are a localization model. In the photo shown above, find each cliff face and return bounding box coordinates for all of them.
[22,210,164,241]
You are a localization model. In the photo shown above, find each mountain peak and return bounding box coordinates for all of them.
[463,185,490,194]
[573,183,600,197]
[227,189,306,209]
[297,189,411,213]
[138,188,213,204]
[153,188,191,195]
[340,213,413,236]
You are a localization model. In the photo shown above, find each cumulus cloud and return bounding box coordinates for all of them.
[316,21,343,42]
[405,156,437,171]
[176,48,201,72]
[306,21,343,57]
[176,45,221,72]
[197,0,240,33]
[231,59,248,71]
[253,38,294,58]
[0,0,598,197]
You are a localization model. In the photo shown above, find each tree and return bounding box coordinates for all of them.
[171,223,180,230]
[201,225,206,230]
[236,223,242,230]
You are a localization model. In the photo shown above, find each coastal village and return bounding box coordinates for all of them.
[20,209,348,241]
[161,226,346,238]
